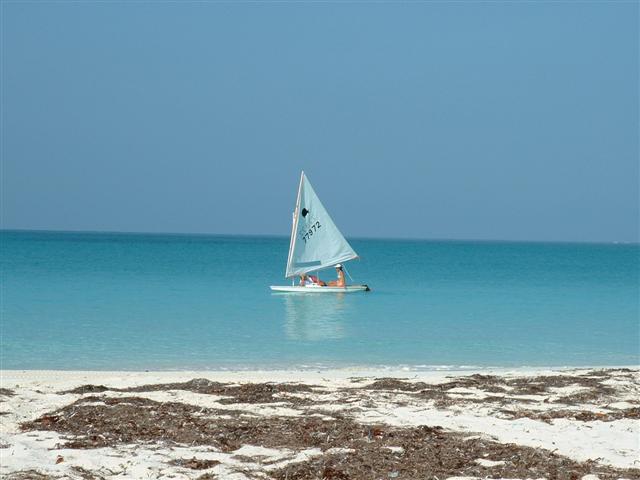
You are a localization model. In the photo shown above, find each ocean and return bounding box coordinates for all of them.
[1,230,638,370]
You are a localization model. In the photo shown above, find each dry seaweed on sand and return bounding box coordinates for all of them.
[14,369,640,480]
[60,379,318,405]
[506,374,619,402]
[0,387,16,397]
[499,406,640,422]
[22,395,378,452]
[214,382,318,405]
[169,457,221,470]
[57,370,633,413]
[362,376,525,407]
[61,385,110,395]
[3,471,56,480]
[580,367,636,377]
[196,474,219,480]
[20,394,640,479]
[438,372,621,399]
[364,378,431,392]
[69,466,107,480]
[22,395,247,449]
[269,424,639,480]
[362,370,628,408]
[440,373,508,392]
[3,468,105,480]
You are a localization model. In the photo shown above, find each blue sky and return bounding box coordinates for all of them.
[2,2,638,242]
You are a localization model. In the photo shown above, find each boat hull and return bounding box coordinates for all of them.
[270,285,370,293]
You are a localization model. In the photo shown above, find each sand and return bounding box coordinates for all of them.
[1,367,638,479]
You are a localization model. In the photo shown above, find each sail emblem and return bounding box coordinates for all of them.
[301,208,310,218]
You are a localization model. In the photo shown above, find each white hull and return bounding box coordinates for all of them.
[270,285,369,293]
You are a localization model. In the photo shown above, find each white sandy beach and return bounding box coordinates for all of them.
[1,367,638,479]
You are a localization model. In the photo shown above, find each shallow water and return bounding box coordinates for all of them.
[1,230,638,370]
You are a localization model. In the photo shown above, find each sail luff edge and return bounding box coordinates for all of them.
[284,171,305,278]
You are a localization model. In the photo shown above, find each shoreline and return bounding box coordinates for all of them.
[1,367,639,479]
[3,363,639,376]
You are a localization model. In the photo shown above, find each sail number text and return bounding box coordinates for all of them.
[301,221,321,243]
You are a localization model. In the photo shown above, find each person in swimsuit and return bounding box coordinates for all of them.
[327,264,346,287]
[299,274,326,286]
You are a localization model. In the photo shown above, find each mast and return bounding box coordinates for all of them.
[285,171,304,278]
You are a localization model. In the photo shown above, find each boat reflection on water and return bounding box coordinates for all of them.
[276,293,348,341]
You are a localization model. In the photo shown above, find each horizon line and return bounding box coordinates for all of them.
[1,228,638,246]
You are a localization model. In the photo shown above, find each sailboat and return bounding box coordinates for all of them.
[270,171,370,293]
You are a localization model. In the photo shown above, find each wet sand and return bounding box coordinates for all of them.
[1,367,639,479]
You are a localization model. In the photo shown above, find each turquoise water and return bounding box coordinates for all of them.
[1,230,638,370]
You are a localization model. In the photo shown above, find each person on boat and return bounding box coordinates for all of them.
[327,264,346,287]
[299,273,326,287]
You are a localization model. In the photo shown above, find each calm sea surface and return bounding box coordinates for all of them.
[1,230,638,370]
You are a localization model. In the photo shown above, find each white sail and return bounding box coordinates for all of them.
[285,172,358,278]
